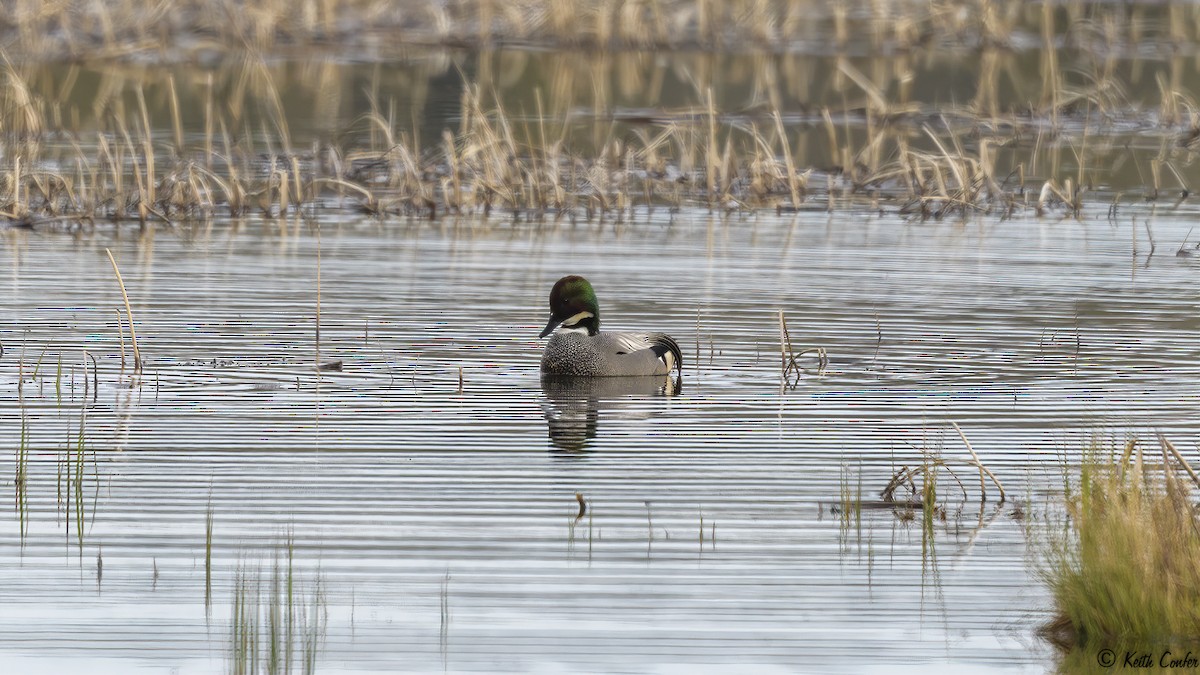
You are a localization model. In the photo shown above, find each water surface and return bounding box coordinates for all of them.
[4,208,1200,672]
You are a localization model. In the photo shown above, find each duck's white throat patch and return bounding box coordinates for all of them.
[558,311,595,333]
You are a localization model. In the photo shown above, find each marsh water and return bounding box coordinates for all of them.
[9,6,1200,667]
[5,206,1200,672]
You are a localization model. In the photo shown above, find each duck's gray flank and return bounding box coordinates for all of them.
[539,275,682,377]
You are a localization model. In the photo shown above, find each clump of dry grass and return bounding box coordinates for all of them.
[4,62,836,224]
[1,25,1196,227]
[0,73,1144,226]
[1037,437,1200,651]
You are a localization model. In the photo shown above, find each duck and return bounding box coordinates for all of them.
[539,275,683,377]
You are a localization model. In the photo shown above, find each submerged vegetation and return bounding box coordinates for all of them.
[1037,437,1200,654]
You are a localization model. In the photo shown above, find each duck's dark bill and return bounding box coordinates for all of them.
[539,315,562,338]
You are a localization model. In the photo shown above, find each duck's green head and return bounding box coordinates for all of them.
[540,275,600,337]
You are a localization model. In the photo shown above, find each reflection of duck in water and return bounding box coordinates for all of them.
[539,275,683,377]
[541,374,682,454]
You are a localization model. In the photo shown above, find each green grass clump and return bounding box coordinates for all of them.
[230,538,326,675]
[1040,443,1200,648]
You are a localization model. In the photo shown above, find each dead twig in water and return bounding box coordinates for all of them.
[778,309,826,391]
[951,421,1006,502]
[315,223,322,371]
[574,492,587,523]
[1158,433,1200,490]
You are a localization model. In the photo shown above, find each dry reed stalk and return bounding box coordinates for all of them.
[290,156,304,208]
[1158,434,1200,490]
[204,74,215,171]
[135,85,156,215]
[105,248,142,372]
[778,309,787,393]
[547,0,573,42]
[3,0,1200,65]
[217,117,246,214]
[706,88,717,206]
[313,177,377,211]
[1039,1,1060,126]
[315,224,321,368]
[0,46,1190,225]
[3,56,43,138]
[115,308,126,370]
[950,421,1005,501]
[9,156,24,219]
[167,75,183,153]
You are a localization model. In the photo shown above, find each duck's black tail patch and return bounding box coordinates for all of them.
[649,333,684,375]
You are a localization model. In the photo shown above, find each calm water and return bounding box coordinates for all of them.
[4,208,1200,672]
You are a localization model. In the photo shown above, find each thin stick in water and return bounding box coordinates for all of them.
[951,421,1006,502]
[315,224,321,369]
[778,309,787,393]
[115,309,125,371]
[1159,434,1200,490]
[105,249,142,372]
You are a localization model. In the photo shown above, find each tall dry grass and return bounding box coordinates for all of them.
[2,3,1199,225]
[1038,438,1200,651]
[1,1,1197,59]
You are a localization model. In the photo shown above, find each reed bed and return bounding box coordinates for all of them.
[2,1,1199,59]
[0,68,1186,227]
[2,3,1199,224]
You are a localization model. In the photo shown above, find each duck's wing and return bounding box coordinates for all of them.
[596,331,683,376]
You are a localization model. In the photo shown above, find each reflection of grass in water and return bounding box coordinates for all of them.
[836,462,864,558]
[230,538,326,675]
[13,348,106,549]
[54,395,91,549]
[15,372,30,541]
[918,452,940,589]
[1036,438,1200,654]
[838,462,863,530]
[206,501,214,613]
[70,405,87,547]
[14,348,98,548]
